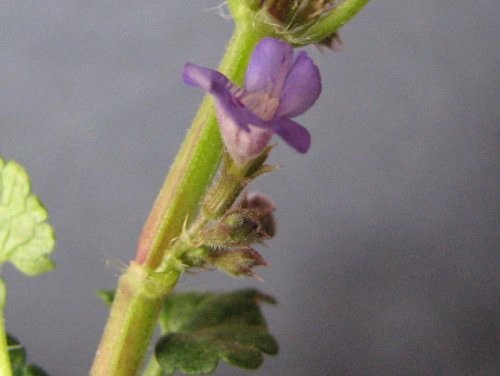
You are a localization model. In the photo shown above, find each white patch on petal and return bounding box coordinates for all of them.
[217,106,273,165]
[240,92,280,121]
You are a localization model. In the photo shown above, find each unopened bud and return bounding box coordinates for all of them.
[201,210,262,248]
[210,248,266,278]
[228,0,362,47]
[200,193,276,249]
[261,0,335,30]
[239,193,276,238]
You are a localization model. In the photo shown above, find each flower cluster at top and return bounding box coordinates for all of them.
[261,0,337,27]
[183,38,321,165]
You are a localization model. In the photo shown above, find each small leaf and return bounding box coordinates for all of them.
[7,334,50,376]
[24,365,49,376]
[96,290,115,306]
[155,289,278,375]
[7,334,26,373]
[0,157,56,276]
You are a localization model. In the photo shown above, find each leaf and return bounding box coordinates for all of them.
[7,334,26,373]
[0,157,55,276]
[96,289,115,306]
[7,334,50,376]
[155,289,278,375]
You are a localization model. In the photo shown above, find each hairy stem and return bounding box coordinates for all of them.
[90,261,182,376]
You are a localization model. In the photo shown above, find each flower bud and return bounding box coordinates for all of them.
[209,248,266,278]
[228,0,366,47]
[260,0,335,24]
[239,193,276,238]
[200,193,276,249]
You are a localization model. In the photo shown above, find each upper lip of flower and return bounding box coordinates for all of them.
[183,37,322,154]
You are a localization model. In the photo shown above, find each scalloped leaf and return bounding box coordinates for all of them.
[7,334,50,376]
[0,157,55,276]
[155,289,278,375]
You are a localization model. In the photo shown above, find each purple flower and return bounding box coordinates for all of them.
[183,37,321,164]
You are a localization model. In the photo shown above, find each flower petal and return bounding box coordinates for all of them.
[245,38,294,97]
[272,117,311,153]
[183,63,265,131]
[183,63,237,104]
[277,51,322,118]
[217,107,273,165]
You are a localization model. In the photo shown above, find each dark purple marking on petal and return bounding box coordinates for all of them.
[245,38,294,97]
[272,117,311,153]
[277,51,322,118]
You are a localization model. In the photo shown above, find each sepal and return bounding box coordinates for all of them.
[209,248,267,278]
[201,147,274,221]
[199,192,275,249]
[200,207,272,249]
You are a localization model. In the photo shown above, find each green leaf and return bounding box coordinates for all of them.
[7,334,50,376]
[96,289,115,306]
[0,157,55,276]
[155,289,278,375]
[6,334,26,373]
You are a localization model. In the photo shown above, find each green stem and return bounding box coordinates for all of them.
[294,0,372,44]
[90,261,182,376]
[0,279,13,376]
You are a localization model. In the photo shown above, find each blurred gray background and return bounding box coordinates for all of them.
[1,1,498,375]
